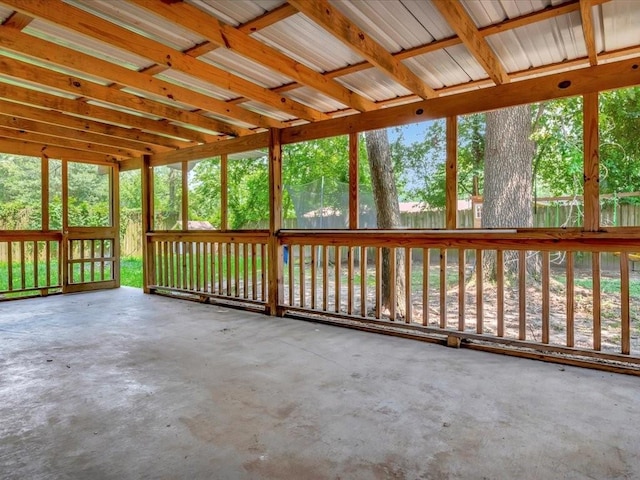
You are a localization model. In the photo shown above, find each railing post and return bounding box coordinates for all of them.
[268,128,283,316]
[141,154,154,294]
[583,92,600,232]
[446,116,458,229]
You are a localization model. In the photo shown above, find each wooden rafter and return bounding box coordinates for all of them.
[0,56,253,138]
[1,0,329,122]
[432,0,510,85]
[0,125,131,159]
[288,0,437,99]
[130,0,378,113]
[237,3,297,34]
[0,24,283,131]
[0,138,118,164]
[580,0,599,66]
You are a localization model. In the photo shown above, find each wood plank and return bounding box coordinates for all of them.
[311,245,317,309]
[61,160,68,291]
[288,0,436,100]
[375,247,382,319]
[620,252,631,354]
[405,248,412,324]
[0,25,281,130]
[432,0,510,85]
[496,250,504,337]
[218,242,223,294]
[579,0,598,66]
[476,249,483,334]
[423,248,430,326]
[592,251,601,351]
[583,91,600,231]
[251,243,257,300]
[131,0,376,112]
[360,246,367,317]
[33,241,38,289]
[518,251,526,340]
[566,251,575,347]
[299,245,306,308]
[323,245,329,311]
[234,243,240,297]
[237,3,298,34]
[282,58,640,145]
[141,155,153,293]
[458,249,465,331]
[389,247,396,321]
[335,246,342,314]
[439,249,447,328]
[41,155,49,231]
[243,243,249,299]
[349,132,359,229]
[0,139,117,165]
[0,56,252,138]
[19,241,26,290]
[7,241,13,291]
[268,128,283,314]
[542,251,550,344]
[6,0,328,122]
[220,154,228,231]
[446,116,458,229]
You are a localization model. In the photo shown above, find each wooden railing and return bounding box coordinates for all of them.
[279,229,640,374]
[67,237,116,286]
[147,231,269,309]
[0,231,63,299]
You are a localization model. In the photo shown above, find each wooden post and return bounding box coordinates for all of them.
[221,153,228,231]
[112,164,121,287]
[61,160,68,291]
[583,92,600,232]
[181,161,188,230]
[349,132,359,229]
[41,154,49,231]
[446,116,458,229]
[141,154,153,293]
[268,128,283,316]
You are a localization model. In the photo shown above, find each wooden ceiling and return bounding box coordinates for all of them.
[0,0,639,166]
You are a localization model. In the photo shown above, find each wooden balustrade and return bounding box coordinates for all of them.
[67,238,115,285]
[280,229,640,371]
[0,232,62,298]
[147,231,269,308]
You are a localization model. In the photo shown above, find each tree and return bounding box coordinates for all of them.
[364,129,406,318]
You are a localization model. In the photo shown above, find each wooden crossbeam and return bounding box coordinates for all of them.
[288,0,437,99]
[237,3,297,34]
[432,0,510,85]
[2,0,329,122]
[580,0,599,66]
[130,0,378,113]
[0,138,119,164]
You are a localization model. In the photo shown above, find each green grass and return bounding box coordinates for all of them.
[120,257,143,288]
[574,277,640,298]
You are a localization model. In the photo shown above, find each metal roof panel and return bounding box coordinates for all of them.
[284,86,348,113]
[186,0,285,26]
[199,49,292,89]
[336,69,411,103]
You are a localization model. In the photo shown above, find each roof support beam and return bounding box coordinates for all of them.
[288,0,437,99]
[237,3,297,34]
[1,0,329,122]
[130,0,378,112]
[0,56,253,138]
[580,0,599,66]
[432,0,510,85]
[0,138,119,164]
[0,26,282,131]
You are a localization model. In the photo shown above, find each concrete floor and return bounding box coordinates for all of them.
[1,288,639,480]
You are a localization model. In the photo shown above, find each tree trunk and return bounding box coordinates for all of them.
[364,129,406,319]
[482,105,536,278]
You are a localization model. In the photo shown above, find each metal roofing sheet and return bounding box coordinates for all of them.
[85,99,163,121]
[199,48,292,89]
[253,14,364,72]
[330,0,440,52]
[602,0,640,52]
[155,70,237,103]
[201,112,256,130]
[24,19,153,71]
[460,0,564,28]
[186,0,285,27]
[284,86,347,113]
[336,69,411,103]
[241,100,296,122]
[64,0,204,51]
[0,5,12,22]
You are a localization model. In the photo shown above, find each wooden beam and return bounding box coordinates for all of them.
[349,132,359,229]
[446,117,458,229]
[579,0,598,66]
[282,58,640,145]
[432,0,510,85]
[141,154,153,293]
[130,0,377,113]
[0,138,118,164]
[0,98,181,153]
[268,128,283,316]
[0,57,252,137]
[151,132,270,167]
[3,0,329,122]
[237,3,298,34]
[0,110,154,155]
[288,0,437,99]
[0,81,212,145]
[0,26,283,130]
[0,125,132,159]
[220,154,228,231]
[583,92,600,231]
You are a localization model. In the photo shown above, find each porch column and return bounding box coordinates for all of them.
[141,154,154,293]
[268,128,283,315]
[583,92,600,232]
[445,116,458,229]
